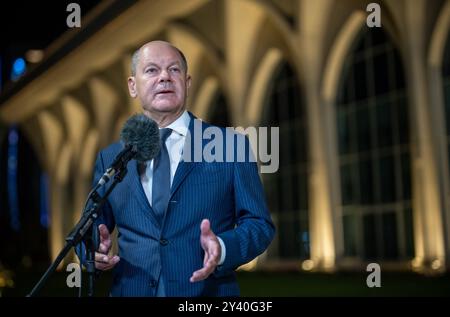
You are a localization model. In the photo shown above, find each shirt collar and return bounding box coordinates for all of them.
[165,110,190,137]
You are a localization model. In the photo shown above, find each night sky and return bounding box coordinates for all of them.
[0,1,102,90]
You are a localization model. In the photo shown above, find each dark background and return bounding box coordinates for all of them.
[0,1,102,91]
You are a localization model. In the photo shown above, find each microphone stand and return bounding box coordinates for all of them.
[27,167,128,297]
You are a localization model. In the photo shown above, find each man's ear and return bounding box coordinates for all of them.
[186,75,192,96]
[128,76,137,98]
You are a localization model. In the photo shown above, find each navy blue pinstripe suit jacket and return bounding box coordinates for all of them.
[92,112,275,296]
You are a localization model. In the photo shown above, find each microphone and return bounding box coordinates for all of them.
[97,114,160,186]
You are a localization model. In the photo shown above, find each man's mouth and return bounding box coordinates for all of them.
[155,90,174,95]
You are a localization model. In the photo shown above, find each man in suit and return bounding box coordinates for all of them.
[91,40,275,296]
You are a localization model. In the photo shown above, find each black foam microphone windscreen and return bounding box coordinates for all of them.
[120,114,160,162]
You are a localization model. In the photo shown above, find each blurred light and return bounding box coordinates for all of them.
[301,231,310,249]
[7,127,20,231]
[323,258,335,271]
[12,58,25,75]
[7,156,17,170]
[11,57,26,81]
[431,259,442,270]
[0,268,15,289]
[411,257,422,270]
[40,173,50,228]
[25,49,44,63]
[8,129,18,144]
[301,259,314,271]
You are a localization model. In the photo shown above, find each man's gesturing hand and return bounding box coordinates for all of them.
[190,219,221,283]
[95,224,120,270]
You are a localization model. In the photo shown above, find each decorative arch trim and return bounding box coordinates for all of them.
[246,48,284,126]
[321,11,366,103]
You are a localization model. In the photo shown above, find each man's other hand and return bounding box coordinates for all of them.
[190,219,221,282]
[95,224,120,270]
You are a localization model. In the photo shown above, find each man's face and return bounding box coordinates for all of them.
[128,43,191,115]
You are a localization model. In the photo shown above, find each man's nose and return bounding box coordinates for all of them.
[159,69,171,82]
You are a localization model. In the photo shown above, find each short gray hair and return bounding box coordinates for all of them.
[131,49,140,76]
[130,44,188,76]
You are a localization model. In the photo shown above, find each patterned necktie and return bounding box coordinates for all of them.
[152,128,172,224]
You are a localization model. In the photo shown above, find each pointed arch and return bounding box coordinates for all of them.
[335,26,413,262]
[322,11,366,103]
[89,77,120,148]
[260,59,309,260]
[246,48,284,125]
[250,10,300,85]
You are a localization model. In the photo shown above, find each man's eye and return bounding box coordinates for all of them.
[170,67,180,73]
[146,68,157,73]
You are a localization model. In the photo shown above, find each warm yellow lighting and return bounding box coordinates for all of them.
[25,49,44,63]
[0,268,14,289]
[193,77,219,120]
[323,258,335,271]
[301,259,314,271]
[411,257,422,269]
[238,258,258,271]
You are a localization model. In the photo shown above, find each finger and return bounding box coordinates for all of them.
[98,238,112,253]
[95,253,119,264]
[190,266,213,282]
[190,259,217,282]
[95,252,110,264]
[98,242,110,254]
[95,255,120,271]
[200,219,211,237]
[190,268,208,282]
[98,224,111,242]
[98,225,112,252]
[96,261,116,271]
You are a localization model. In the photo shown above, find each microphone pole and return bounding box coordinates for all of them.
[27,114,159,296]
[27,166,129,297]
[84,167,128,297]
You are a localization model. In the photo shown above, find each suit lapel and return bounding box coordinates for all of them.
[128,159,161,228]
[169,111,198,198]
[170,161,195,197]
